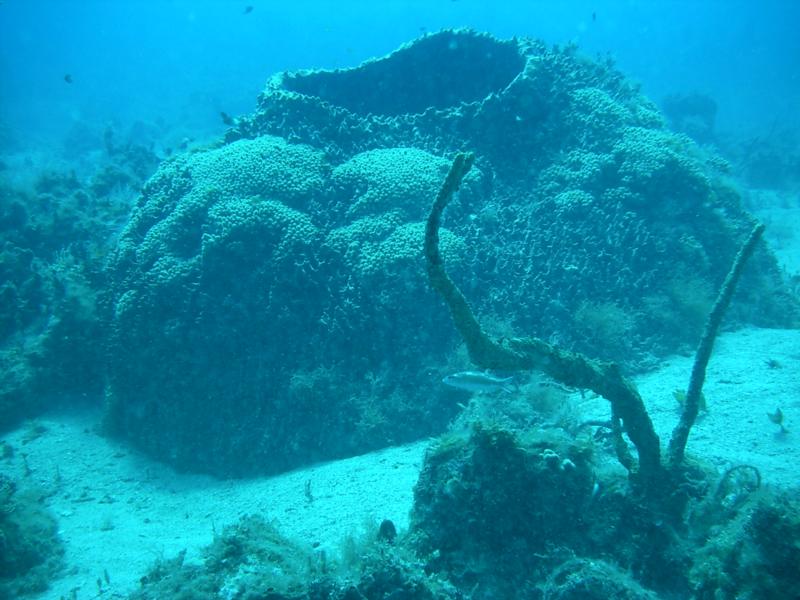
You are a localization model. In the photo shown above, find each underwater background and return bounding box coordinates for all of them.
[3,1,800,148]
[1,1,799,599]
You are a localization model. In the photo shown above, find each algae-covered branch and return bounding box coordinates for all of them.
[424,152,765,491]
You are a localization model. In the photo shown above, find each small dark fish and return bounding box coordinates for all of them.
[64,74,73,84]
[243,5,253,14]
[592,12,597,22]
[767,407,788,433]
[378,519,397,543]
[220,111,235,126]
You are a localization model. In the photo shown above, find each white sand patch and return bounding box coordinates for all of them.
[2,327,798,599]
[3,416,427,600]
[577,327,800,487]
[750,195,800,276]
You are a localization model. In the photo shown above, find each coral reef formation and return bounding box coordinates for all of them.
[235,29,795,351]
[104,29,796,476]
[0,132,159,432]
[105,138,466,475]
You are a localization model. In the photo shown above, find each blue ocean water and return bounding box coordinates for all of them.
[1,0,798,150]
[2,2,800,599]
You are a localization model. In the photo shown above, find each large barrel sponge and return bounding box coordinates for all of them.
[230,28,796,364]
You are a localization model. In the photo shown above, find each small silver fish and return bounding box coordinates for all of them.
[442,371,515,394]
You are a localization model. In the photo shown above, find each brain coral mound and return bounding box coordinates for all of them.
[106,29,796,476]
[327,218,465,279]
[331,148,453,219]
[106,136,337,475]
[106,136,468,475]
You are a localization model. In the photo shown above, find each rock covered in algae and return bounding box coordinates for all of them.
[0,476,64,597]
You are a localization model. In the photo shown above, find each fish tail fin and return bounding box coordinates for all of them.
[501,378,518,394]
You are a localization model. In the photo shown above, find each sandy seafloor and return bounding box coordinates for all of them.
[1,204,798,600]
[0,326,795,600]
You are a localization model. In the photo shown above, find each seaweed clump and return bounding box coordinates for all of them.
[130,514,458,600]
[409,422,703,597]
[689,489,800,599]
[0,475,64,597]
[132,515,312,599]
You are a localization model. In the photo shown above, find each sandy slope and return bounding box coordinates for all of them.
[752,195,800,278]
[1,327,798,600]
[578,327,800,487]
[3,415,428,599]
